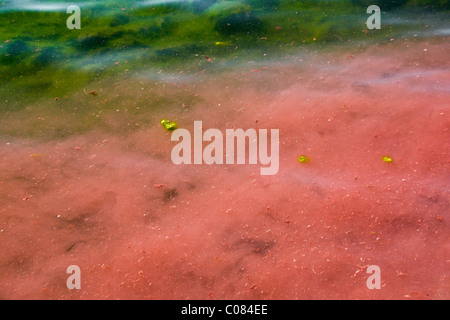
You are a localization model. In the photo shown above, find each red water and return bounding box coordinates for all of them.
[0,40,448,299]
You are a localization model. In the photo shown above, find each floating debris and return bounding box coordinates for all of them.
[160,119,178,131]
[29,153,44,158]
[297,155,310,163]
[215,41,232,46]
[382,156,393,163]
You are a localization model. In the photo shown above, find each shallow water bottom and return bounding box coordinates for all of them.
[0,40,448,299]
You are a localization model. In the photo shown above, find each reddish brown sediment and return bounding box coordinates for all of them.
[0,41,448,299]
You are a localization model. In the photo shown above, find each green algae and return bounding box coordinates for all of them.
[0,0,448,138]
[2,1,446,91]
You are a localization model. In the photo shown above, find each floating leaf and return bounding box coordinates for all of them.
[382,156,393,163]
[160,119,177,131]
[215,41,232,46]
[297,155,310,163]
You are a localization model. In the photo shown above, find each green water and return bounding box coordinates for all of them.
[0,0,448,135]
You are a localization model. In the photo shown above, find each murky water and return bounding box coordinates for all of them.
[0,0,449,299]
